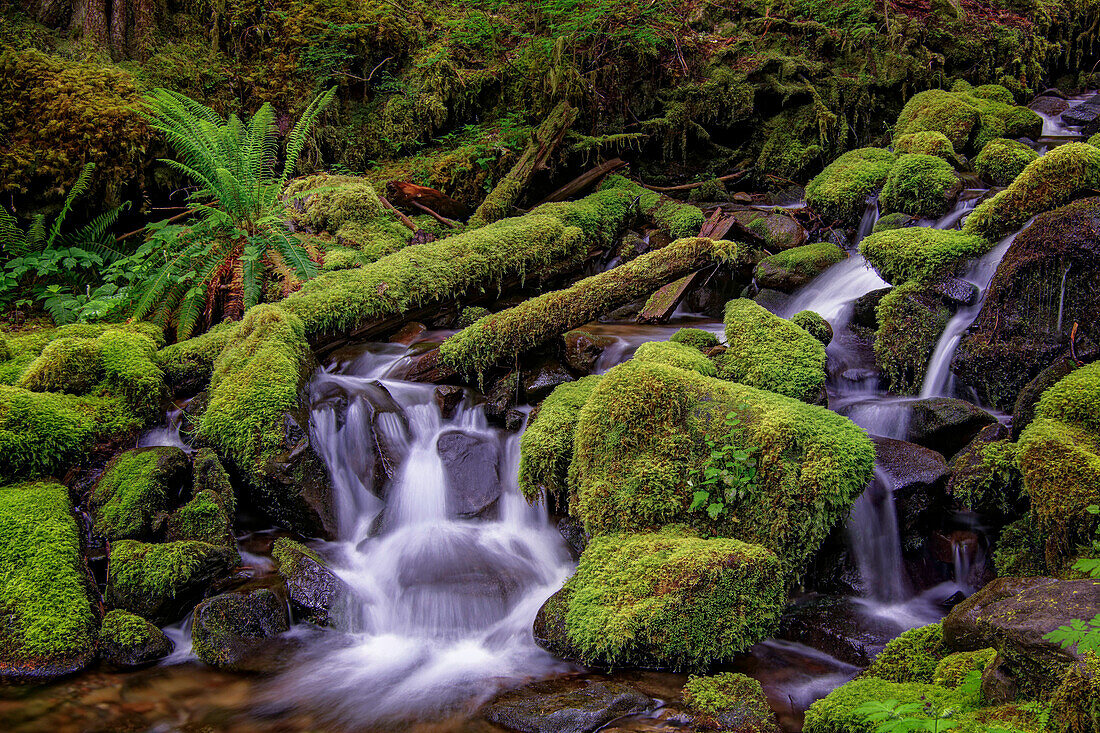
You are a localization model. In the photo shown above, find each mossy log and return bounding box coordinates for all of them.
[468,101,579,228]
[439,237,750,378]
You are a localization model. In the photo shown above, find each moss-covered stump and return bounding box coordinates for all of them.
[89,446,189,541]
[106,540,236,625]
[864,623,950,684]
[791,310,833,346]
[974,138,1040,187]
[533,528,783,669]
[191,589,290,671]
[1016,361,1100,570]
[98,609,173,669]
[718,299,827,403]
[859,227,991,286]
[0,481,98,683]
[963,143,1100,242]
[893,85,1041,155]
[633,341,717,376]
[570,360,874,581]
[285,174,410,261]
[880,154,961,219]
[806,148,896,225]
[753,243,845,293]
[440,237,748,377]
[681,672,780,733]
[953,197,1100,410]
[272,537,350,628]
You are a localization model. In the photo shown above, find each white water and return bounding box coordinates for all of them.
[846,469,910,603]
[1056,263,1072,334]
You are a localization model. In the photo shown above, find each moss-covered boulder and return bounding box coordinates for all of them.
[562,329,614,375]
[894,130,960,163]
[285,174,411,261]
[98,609,173,669]
[670,327,720,351]
[860,227,991,286]
[718,299,827,403]
[106,540,236,625]
[89,446,189,541]
[906,397,998,458]
[974,138,1040,186]
[17,336,101,394]
[954,197,1100,410]
[933,648,997,688]
[872,282,949,395]
[894,86,1041,155]
[804,677,960,733]
[872,212,916,234]
[744,211,809,251]
[570,360,874,580]
[632,340,717,376]
[272,537,350,628]
[791,310,833,346]
[166,489,235,547]
[880,154,961,219]
[681,672,780,732]
[191,588,290,671]
[865,623,950,684]
[945,424,1021,517]
[806,148,896,225]
[754,242,845,292]
[533,527,783,668]
[0,481,98,682]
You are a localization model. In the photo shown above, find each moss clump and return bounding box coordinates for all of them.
[880,154,960,219]
[860,227,992,285]
[457,306,491,328]
[1050,656,1100,733]
[670,327,719,351]
[894,131,958,162]
[155,321,240,392]
[754,242,846,292]
[106,540,235,624]
[873,212,915,234]
[0,481,96,679]
[571,360,874,581]
[271,536,324,576]
[285,174,410,260]
[791,310,832,346]
[933,648,997,687]
[166,490,234,547]
[99,609,159,649]
[682,672,778,731]
[600,175,705,238]
[557,527,783,668]
[974,138,1040,187]
[518,375,604,506]
[893,86,1041,155]
[633,340,717,376]
[440,238,748,377]
[90,447,188,541]
[18,337,101,394]
[964,143,1100,241]
[993,515,1048,577]
[806,148,896,225]
[803,678,960,733]
[950,438,1022,516]
[865,623,950,684]
[873,282,951,395]
[0,331,10,361]
[718,299,827,403]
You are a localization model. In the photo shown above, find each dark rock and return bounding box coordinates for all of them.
[851,288,891,330]
[191,588,291,672]
[485,371,519,424]
[751,288,790,313]
[257,433,339,539]
[504,409,526,432]
[872,436,949,537]
[906,397,998,459]
[944,576,1100,694]
[99,610,173,669]
[1062,99,1100,126]
[272,537,350,628]
[522,358,575,402]
[437,430,501,518]
[482,678,655,733]
[434,385,465,419]
[931,276,978,306]
[563,330,614,375]
[604,300,646,321]
[106,540,237,625]
[779,594,900,667]
[389,322,427,345]
[402,347,458,384]
[557,516,590,558]
[533,586,584,663]
[945,422,1019,515]
[1012,356,1080,439]
[1029,96,1070,117]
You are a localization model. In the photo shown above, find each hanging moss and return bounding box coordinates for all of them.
[860,227,991,285]
[880,154,960,219]
[806,148,896,225]
[974,138,1040,187]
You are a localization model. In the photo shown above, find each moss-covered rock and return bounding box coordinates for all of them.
[1050,656,1100,733]
[754,242,846,292]
[681,672,780,732]
[570,360,874,581]
[974,138,1040,187]
[632,340,717,376]
[744,211,809,252]
[992,515,1048,577]
[933,648,997,688]
[272,537,349,627]
[804,677,959,733]
[533,527,783,669]
[873,212,916,234]
[98,609,173,669]
[873,282,950,395]
[946,426,1022,517]
[191,588,290,671]
[894,131,959,162]
[791,310,833,346]
[0,480,98,683]
[519,375,603,507]
[894,86,1041,155]
[166,489,235,547]
[865,623,950,684]
[806,148,896,225]
[880,154,961,219]
[599,175,705,238]
[106,540,236,625]
[90,446,189,541]
[718,299,827,403]
[17,336,101,394]
[285,174,410,261]
[670,327,720,351]
[860,227,991,285]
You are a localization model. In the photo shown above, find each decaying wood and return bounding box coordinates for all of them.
[636,270,710,324]
[411,201,460,228]
[386,181,468,219]
[641,170,747,193]
[534,158,627,206]
[378,196,420,233]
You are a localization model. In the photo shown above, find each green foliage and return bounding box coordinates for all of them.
[880,154,960,219]
[805,678,962,733]
[718,299,827,403]
[855,699,959,733]
[860,227,991,285]
[91,448,182,541]
[670,327,719,351]
[633,340,717,377]
[806,148,896,224]
[688,410,760,521]
[974,139,1040,187]
[866,624,950,684]
[791,310,832,345]
[1045,613,1100,656]
[873,282,950,395]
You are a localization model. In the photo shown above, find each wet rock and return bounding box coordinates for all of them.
[106,540,237,625]
[563,330,614,375]
[504,409,526,432]
[872,436,949,538]
[482,678,655,733]
[257,427,339,539]
[485,371,519,424]
[1029,95,1070,117]
[523,358,576,401]
[191,588,291,672]
[402,347,458,384]
[980,654,1020,704]
[389,321,426,345]
[1062,96,1100,126]
[851,288,891,330]
[779,594,900,667]
[944,576,1100,693]
[906,397,998,459]
[533,586,584,663]
[931,276,978,306]
[945,422,1020,516]
[1011,356,1079,439]
[754,243,845,292]
[681,672,781,733]
[89,446,190,541]
[272,537,350,627]
[557,516,590,558]
[98,610,173,669]
[437,430,501,517]
[604,300,646,321]
[434,385,465,419]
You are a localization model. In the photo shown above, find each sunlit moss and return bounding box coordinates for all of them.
[860,227,991,285]
[974,138,1040,186]
[519,375,604,506]
[633,340,717,376]
[806,148,896,224]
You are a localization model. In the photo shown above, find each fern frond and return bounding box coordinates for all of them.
[270,229,317,280]
[0,207,29,255]
[242,245,265,310]
[280,87,337,187]
[46,162,95,248]
[132,240,207,320]
[176,252,223,339]
[27,214,46,251]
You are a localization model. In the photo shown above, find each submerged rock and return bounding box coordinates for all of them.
[482,679,655,733]
[437,430,501,518]
[191,588,291,671]
[98,609,173,669]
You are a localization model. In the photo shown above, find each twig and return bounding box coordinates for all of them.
[379,196,420,232]
[115,207,200,242]
[411,201,459,228]
[640,170,747,193]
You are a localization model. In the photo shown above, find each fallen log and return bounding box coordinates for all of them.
[438,237,752,378]
[469,101,579,228]
[534,158,627,206]
[641,170,748,193]
[387,181,468,219]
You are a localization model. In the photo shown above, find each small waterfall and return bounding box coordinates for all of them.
[137,400,192,451]
[854,197,880,245]
[1056,263,1071,334]
[846,469,910,603]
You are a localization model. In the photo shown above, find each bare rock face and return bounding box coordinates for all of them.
[906,397,998,459]
[437,430,501,518]
[481,678,655,733]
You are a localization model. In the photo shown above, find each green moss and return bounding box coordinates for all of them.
[993,515,1048,577]
[860,227,992,285]
[880,154,960,219]
[894,131,958,161]
[791,310,832,346]
[107,540,234,622]
[99,609,159,649]
[866,623,950,684]
[570,360,874,581]
[91,448,185,541]
[285,174,410,257]
[598,175,705,238]
[670,327,719,351]
[682,671,775,728]
[518,375,604,506]
[873,282,951,394]
[167,490,233,547]
[192,448,236,517]
[633,340,717,376]
[18,337,101,394]
[933,648,997,687]
[0,481,96,668]
[803,677,961,733]
[457,306,491,328]
[718,299,827,403]
[155,320,240,391]
[1050,656,1100,733]
[0,331,10,361]
[950,438,1022,515]
[754,243,846,290]
[963,143,1100,241]
[271,536,323,576]
[893,86,1041,155]
[440,237,748,377]
[1089,133,1100,148]
[974,138,1040,187]
[806,148,896,225]
[559,527,783,668]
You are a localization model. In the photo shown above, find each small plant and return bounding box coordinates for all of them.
[1044,504,1100,655]
[855,699,958,733]
[688,408,759,521]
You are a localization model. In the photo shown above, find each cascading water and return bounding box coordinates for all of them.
[845,469,910,603]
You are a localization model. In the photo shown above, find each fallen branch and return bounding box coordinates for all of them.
[641,170,747,193]
[411,200,460,228]
[378,196,420,233]
[534,158,627,206]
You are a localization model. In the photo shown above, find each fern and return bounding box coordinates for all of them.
[1044,613,1100,655]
